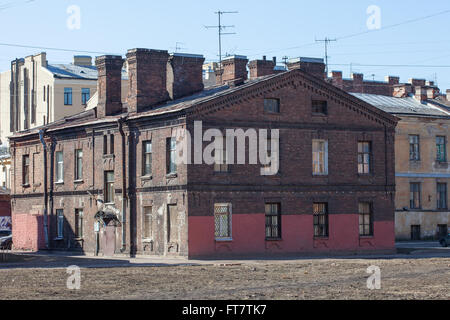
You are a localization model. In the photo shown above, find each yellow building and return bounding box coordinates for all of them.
[353,90,450,240]
[0,53,127,189]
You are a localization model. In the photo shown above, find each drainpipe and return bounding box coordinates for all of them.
[39,129,49,249]
[118,118,127,252]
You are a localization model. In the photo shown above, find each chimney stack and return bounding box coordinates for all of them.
[216,55,249,85]
[393,84,412,98]
[351,73,364,93]
[74,55,92,66]
[248,56,276,79]
[409,78,426,87]
[414,86,428,102]
[167,53,205,100]
[385,76,400,85]
[287,57,325,80]
[446,89,450,102]
[126,48,170,113]
[95,55,124,118]
[329,71,343,89]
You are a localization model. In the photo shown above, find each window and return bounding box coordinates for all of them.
[104,171,115,204]
[103,135,108,155]
[2,166,5,188]
[22,155,30,185]
[56,151,64,183]
[437,183,447,209]
[75,209,83,239]
[75,149,83,181]
[214,144,228,173]
[264,98,280,113]
[167,138,177,174]
[214,203,232,240]
[81,88,90,105]
[358,142,372,174]
[142,141,152,176]
[436,136,447,162]
[313,203,329,237]
[438,224,448,238]
[312,100,327,115]
[359,202,373,236]
[110,134,115,154]
[265,203,281,239]
[410,183,421,209]
[143,206,153,239]
[312,140,328,175]
[43,86,46,102]
[409,135,420,161]
[411,225,421,240]
[64,88,72,105]
[56,209,64,239]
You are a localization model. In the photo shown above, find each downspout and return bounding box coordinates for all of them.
[39,129,49,249]
[118,118,127,252]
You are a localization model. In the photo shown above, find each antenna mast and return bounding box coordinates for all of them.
[205,10,238,82]
[315,37,337,75]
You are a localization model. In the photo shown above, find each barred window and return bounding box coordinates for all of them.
[313,203,329,237]
[312,100,327,115]
[436,136,447,162]
[409,135,420,161]
[359,202,373,236]
[265,203,281,239]
[358,142,371,174]
[214,203,232,240]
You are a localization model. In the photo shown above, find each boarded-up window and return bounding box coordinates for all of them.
[312,100,327,115]
[167,205,178,243]
[143,206,153,239]
[214,203,232,240]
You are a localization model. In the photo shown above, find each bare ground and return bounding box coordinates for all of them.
[0,257,449,300]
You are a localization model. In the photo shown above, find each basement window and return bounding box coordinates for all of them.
[313,203,329,238]
[265,203,281,240]
[359,202,373,236]
[214,203,232,240]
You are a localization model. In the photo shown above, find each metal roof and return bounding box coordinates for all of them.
[351,93,450,117]
[45,64,128,80]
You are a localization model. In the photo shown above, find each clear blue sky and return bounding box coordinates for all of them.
[1,0,450,89]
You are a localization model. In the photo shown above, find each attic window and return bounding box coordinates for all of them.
[312,100,327,115]
[264,98,280,113]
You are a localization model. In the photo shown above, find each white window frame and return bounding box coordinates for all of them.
[312,140,328,175]
[56,151,64,183]
[214,203,232,241]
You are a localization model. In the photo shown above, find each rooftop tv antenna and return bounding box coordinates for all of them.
[205,10,238,82]
[315,37,337,75]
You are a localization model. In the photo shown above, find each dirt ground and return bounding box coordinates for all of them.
[0,256,449,300]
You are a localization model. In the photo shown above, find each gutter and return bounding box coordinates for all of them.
[38,129,49,249]
[118,117,127,252]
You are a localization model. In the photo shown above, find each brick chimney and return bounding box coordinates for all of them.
[447,89,450,102]
[248,56,276,79]
[426,86,439,99]
[385,76,400,85]
[95,55,124,118]
[287,57,325,80]
[414,86,428,102]
[126,48,170,113]
[393,84,412,98]
[216,55,249,85]
[329,71,343,89]
[167,53,205,100]
[409,78,426,87]
[351,73,364,93]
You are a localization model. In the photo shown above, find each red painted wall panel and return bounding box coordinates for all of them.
[188,214,395,258]
[12,214,45,251]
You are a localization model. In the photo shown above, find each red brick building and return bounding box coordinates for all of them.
[9,49,398,257]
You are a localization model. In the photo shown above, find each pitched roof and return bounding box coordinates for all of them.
[351,93,450,118]
[45,64,128,80]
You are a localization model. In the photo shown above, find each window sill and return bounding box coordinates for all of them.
[55,181,64,185]
[21,184,30,188]
[141,175,153,181]
[166,173,178,179]
[215,238,233,242]
[142,238,154,243]
[104,202,115,206]
[74,179,84,184]
[312,113,327,117]
[103,154,115,159]
[359,235,374,239]
[314,237,329,240]
[312,174,328,177]
[54,237,64,241]
[265,238,283,242]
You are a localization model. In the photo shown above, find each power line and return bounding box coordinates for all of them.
[0,42,119,55]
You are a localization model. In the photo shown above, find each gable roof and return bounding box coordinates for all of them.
[351,93,450,118]
[10,68,399,139]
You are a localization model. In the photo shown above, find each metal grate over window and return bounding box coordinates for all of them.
[214,204,232,240]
